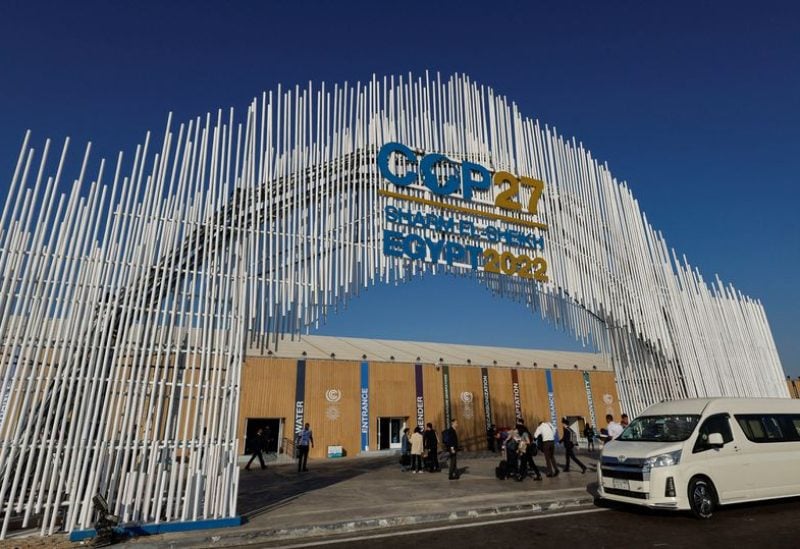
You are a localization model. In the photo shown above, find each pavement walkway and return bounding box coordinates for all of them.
[130,448,602,548]
[0,449,602,548]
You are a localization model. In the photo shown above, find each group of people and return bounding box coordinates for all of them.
[244,422,316,473]
[495,417,588,481]
[400,419,461,480]
[599,413,629,443]
[245,413,632,476]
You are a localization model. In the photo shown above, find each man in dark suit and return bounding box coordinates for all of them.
[442,419,460,480]
[245,427,267,470]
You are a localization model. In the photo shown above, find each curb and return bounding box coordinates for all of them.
[133,494,596,548]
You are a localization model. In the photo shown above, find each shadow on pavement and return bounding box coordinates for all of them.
[238,456,397,519]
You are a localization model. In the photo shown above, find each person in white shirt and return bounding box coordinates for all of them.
[533,420,559,477]
[604,414,624,442]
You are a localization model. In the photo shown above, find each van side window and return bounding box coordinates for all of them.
[734,414,800,443]
[791,417,800,439]
[693,414,733,453]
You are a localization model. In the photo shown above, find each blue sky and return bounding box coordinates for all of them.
[1,1,798,376]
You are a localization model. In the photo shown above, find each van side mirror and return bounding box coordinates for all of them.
[707,432,724,448]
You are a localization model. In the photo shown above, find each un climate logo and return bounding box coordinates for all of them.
[325,389,342,403]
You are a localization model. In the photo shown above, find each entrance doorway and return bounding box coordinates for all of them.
[564,415,585,442]
[377,417,407,450]
[244,417,283,454]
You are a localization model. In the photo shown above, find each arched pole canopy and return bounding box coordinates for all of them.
[0,73,786,537]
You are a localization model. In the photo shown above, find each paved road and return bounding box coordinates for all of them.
[265,497,800,549]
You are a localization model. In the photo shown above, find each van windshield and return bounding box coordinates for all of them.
[618,415,701,442]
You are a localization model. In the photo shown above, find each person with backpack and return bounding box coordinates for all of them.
[583,424,596,452]
[442,419,460,480]
[561,418,588,474]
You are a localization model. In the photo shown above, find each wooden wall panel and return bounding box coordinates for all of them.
[552,369,591,422]
[486,367,515,429]
[236,359,622,459]
[517,368,549,427]
[304,360,360,459]
[238,358,297,454]
[369,362,416,450]
[447,366,485,451]
[422,364,446,431]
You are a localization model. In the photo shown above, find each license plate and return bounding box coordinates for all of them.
[612,478,629,490]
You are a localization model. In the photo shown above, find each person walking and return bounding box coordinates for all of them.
[561,418,587,474]
[487,424,497,452]
[423,423,440,472]
[410,426,424,473]
[584,424,596,452]
[245,427,267,470]
[442,419,460,480]
[534,419,559,477]
[296,423,314,472]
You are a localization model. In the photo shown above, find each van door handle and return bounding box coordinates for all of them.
[733,445,740,452]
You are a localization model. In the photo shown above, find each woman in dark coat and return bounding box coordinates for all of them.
[423,423,440,472]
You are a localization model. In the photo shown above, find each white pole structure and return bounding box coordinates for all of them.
[0,73,788,538]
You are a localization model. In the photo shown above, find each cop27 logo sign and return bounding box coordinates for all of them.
[377,142,549,282]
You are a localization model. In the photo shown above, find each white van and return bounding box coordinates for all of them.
[597,398,800,518]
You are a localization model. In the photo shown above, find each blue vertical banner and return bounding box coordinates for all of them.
[294,359,306,437]
[545,369,559,442]
[442,365,451,427]
[583,371,598,429]
[414,363,425,428]
[360,360,370,451]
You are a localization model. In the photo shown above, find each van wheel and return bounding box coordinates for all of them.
[688,477,717,519]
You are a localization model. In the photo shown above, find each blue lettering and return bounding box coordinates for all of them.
[437,216,455,232]
[404,234,427,260]
[461,161,491,201]
[444,242,465,265]
[377,142,418,187]
[385,205,399,223]
[420,153,460,196]
[426,237,445,262]
[383,229,404,257]
[466,245,483,269]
